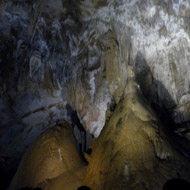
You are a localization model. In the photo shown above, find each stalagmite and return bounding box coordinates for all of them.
[28,0,46,42]
[6,66,190,190]
[8,121,85,190]
[1,1,190,190]
[83,66,190,190]
[39,164,87,190]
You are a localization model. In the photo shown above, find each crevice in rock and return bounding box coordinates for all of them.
[66,104,94,154]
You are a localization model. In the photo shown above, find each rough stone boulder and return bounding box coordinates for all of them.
[8,121,84,190]
[39,164,87,190]
[83,67,190,190]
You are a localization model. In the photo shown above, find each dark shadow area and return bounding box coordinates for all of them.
[0,159,20,190]
[17,187,42,190]
[134,51,176,113]
[77,186,92,190]
[66,104,87,154]
[134,51,190,133]
[134,51,190,159]
[134,51,177,133]
[163,179,190,190]
[0,170,10,190]
[86,148,92,155]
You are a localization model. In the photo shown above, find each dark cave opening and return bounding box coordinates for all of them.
[163,179,190,190]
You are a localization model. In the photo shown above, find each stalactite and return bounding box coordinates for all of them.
[28,0,46,43]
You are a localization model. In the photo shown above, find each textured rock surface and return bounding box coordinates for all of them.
[83,67,190,190]
[7,67,190,190]
[8,121,85,190]
[39,165,86,190]
[1,0,190,189]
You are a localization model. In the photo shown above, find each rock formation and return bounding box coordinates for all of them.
[1,0,190,189]
[39,165,86,190]
[9,67,190,190]
[83,67,190,190]
[8,121,86,190]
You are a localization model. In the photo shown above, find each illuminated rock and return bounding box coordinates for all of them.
[39,164,87,190]
[83,66,190,190]
[1,1,190,189]
[8,121,84,190]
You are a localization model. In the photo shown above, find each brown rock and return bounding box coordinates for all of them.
[83,67,190,190]
[9,121,84,190]
[39,164,87,190]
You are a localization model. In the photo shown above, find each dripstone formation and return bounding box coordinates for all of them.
[1,0,190,190]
